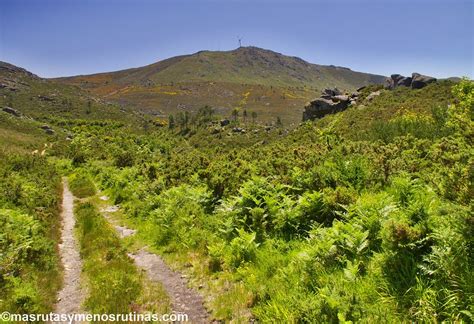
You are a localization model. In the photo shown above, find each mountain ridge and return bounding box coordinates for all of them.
[50,46,386,124]
[55,46,386,88]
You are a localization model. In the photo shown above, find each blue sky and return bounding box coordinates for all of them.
[0,0,472,78]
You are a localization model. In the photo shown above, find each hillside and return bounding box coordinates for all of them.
[55,47,386,124]
[0,61,147,152]
[0,61,143,122]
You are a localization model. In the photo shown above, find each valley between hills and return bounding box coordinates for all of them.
[0,45,472,323]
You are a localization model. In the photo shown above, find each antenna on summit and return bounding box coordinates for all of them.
[238,36,243,48]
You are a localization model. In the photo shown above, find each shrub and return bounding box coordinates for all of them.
[114,150,134,168]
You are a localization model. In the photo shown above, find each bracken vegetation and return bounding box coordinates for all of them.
[61,80,473,322]
[1,57,472,323]
[0,153,61,314]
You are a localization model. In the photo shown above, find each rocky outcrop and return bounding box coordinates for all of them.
[303,88,352,121]
[385,73,436,90]
[321,88,342,99]
[2,106,21,117]
[0,61,38,79]
[411,73,437,89]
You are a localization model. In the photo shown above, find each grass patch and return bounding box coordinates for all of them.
[74,201,170,317]
[69,173,96,198]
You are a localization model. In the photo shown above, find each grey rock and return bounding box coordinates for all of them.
[385,74,403,89]
[303,98,349,121]
[322,88,342,97]
[302,87,353,121]
[411,73,437,89]
[385,73,436,90]
[322,88,335,97]
[366,91,381,101]
[220,119,230,127]
[2,106,21,117]
[397,76,412,87]
[385,74,412,89]
[332,95,349,103]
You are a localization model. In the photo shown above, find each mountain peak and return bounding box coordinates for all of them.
[55,47,386,124]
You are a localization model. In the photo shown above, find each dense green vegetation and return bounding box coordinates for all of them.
[0,153,61,314]
[57,80,473,322]
[69,173,96,198]
[1,56,472,323]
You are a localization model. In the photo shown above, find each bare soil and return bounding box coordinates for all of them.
[130,249,209,323]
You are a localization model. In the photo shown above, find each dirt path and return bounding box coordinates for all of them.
[99,197,209,323]
[54,178,86,315]
[130,249,209,323]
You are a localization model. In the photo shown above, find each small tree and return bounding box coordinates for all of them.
[232,108,240,122]
[86,100,92,114]
[194,105,215,127]
[176,112,185,131]
[184,111,190,129]
[251,111,257,124]
[276,116,283,127]
[168,114,175,130]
